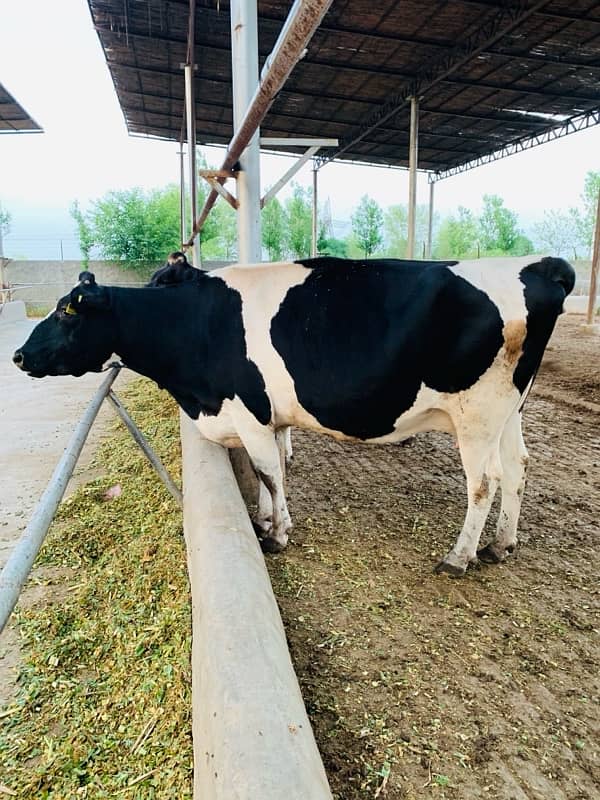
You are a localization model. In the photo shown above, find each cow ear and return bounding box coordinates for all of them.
[70,277,109,311]
[78,271,97,286]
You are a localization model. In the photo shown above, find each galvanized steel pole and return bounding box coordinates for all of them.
[426,179,435,258]
[0,366,121,634]
[230,0,262,263]
[586,190,600,325]
[312,165,318,257]
[179,143,186,248]
[185,64,200,267]
[407,96,419,259]
[107,391,183,508]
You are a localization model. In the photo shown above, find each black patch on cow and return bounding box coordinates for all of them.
[271,261,504,439]
[296,256,459,271]
[110,279,271,423]
[513,257,575,393]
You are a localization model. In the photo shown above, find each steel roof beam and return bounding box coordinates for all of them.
[322,0,554,164]
[430,107,600,180]
[112,58,599,108]
[186,0,334,247]
[118,84,560,130]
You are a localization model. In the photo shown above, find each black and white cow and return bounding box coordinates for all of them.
[13,256,575,575]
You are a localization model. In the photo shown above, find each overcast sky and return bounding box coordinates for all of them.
[1,0,599,258]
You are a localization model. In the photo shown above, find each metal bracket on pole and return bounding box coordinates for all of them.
[204,177,239,211]
[261,145,319,208]
[260,139,338,208]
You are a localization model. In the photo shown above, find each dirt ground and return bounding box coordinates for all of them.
[266,314,599,800]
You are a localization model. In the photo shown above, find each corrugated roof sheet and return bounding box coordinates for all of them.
[87,0,600,176]
[0,83,43,134]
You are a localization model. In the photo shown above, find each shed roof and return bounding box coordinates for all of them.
[88,0,600,177]
[0,83,43,134]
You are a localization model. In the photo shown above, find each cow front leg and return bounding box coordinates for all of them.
[478,410,528,564]
[436,433,502,577]
[231,410,292,553]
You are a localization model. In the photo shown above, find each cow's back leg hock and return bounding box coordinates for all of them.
[478,410,528,564]
[230,408,292,553]
[252,479,274,537]
[436,430,502,577]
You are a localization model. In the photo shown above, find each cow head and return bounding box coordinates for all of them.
[13,272,116,378]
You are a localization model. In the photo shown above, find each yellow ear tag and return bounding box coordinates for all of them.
[78,295,83,303]
[65,302,78,315]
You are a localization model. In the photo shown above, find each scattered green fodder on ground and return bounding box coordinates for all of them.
[0,379,192,799]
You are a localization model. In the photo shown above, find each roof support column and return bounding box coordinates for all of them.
[407,95,419,259]
[230,0,261,263]
[178,143,186,248]
[312,165,318,257]
[586,190,600,326]
[184,64,201,267]
[426,179,435,258]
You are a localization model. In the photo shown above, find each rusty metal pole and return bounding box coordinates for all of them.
[407,96,419,259]
[230,0,261,263]
[184,64,200,267]
[586,190,600,325]
[312,165,318,257]
[186,0,334,248]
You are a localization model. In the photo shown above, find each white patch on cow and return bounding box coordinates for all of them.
[211,262,321,428]
[448,256,531,325]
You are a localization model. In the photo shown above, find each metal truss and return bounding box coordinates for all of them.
[319,0,551,166]
[428,108,600,182]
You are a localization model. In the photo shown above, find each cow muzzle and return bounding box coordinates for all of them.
[12,350,25,370]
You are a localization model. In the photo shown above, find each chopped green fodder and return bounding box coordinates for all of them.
[0,379,192,799]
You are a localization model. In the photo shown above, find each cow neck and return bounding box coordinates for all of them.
[107,284,223,418]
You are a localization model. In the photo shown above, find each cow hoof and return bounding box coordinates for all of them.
[434,559,467,577]
[477,543,504,564]
[259,536,287,554]
[252,520,271,539]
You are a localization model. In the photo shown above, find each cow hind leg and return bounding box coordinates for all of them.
[478,410,528,564]
[231,408,292,554]
[436,429,503,577]
[252,479,274,538]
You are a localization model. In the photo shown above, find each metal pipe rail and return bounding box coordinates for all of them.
[0,367,183,634]
[0,367,120,633]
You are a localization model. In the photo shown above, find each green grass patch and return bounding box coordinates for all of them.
[0,379,192,799]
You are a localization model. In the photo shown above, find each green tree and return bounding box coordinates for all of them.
[478,194,520,254]
[533,209,582,259]
[262,197,288,260]
[570,170,600,256]
[0,206,10,236]
[383,205,408,257]
[0,204,11,258]
[203,201,238,260]
[434,207,479,259]
[70,200,94,267]
[383,204,437,257]
[73,183,218,265]
[352,195,383,257]
[285,184,312,259]
[318,237,347,257]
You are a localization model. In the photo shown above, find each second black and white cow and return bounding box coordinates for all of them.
[13,256,575,575]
